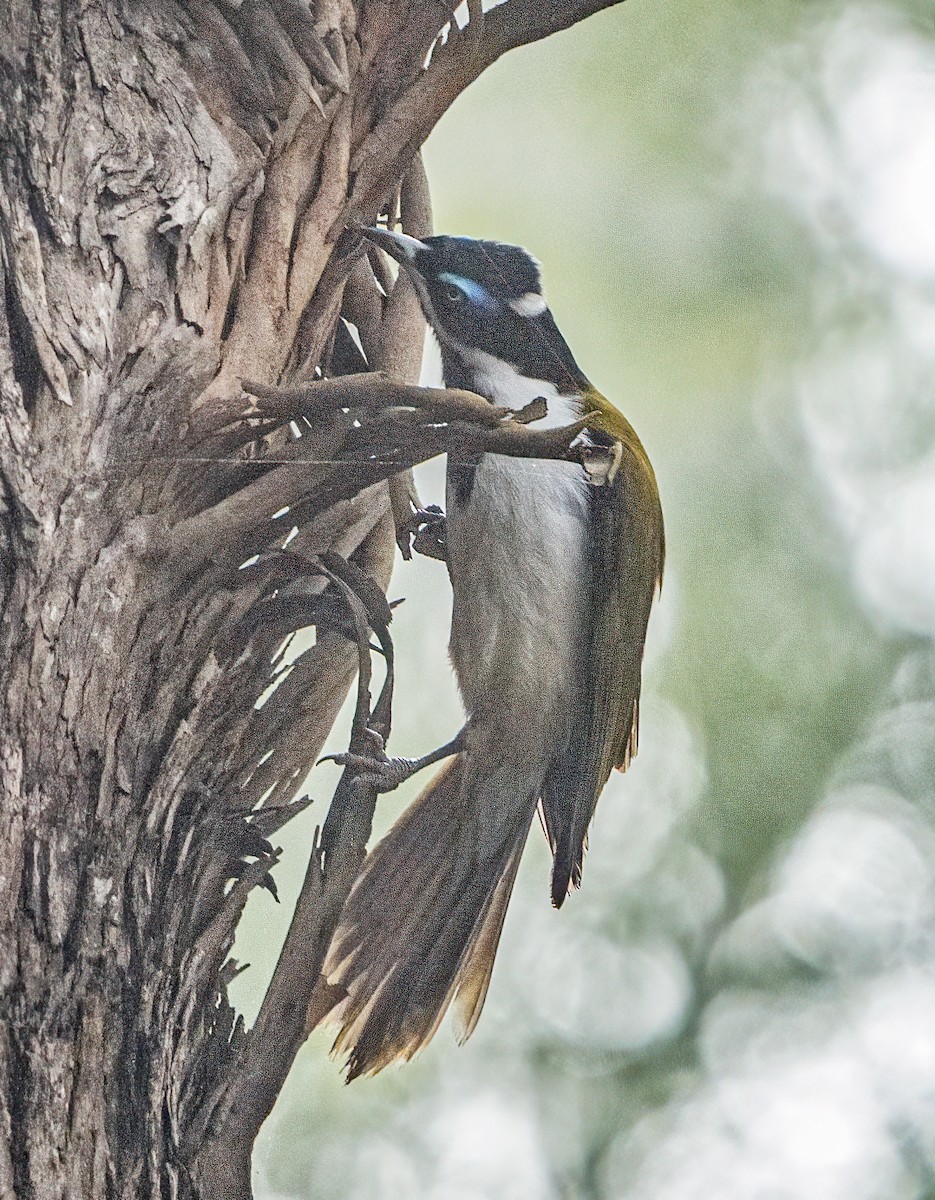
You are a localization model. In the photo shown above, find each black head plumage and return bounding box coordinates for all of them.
[412,236,543,305]
[358,227,588,393]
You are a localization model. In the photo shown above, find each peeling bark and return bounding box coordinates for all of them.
[0,2,626,1197]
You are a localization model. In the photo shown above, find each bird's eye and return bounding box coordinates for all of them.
[444,283,464,304]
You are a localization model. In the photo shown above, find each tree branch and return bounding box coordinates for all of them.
[374,151,435,554]
[479,0,625,59]
[163,371,590,573]
[193,553,395,1182]
[343,0,628,225]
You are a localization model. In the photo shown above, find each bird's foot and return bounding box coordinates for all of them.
[326,750,425,794]
[321,728,465,794]
[580,439,623,487]
[398,505,448,562]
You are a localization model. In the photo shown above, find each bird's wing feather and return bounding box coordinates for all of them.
[547,387,664,905]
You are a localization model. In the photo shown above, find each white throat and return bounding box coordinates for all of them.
[462,347,580,430]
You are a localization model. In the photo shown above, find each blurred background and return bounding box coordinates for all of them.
[235,0,935,1195]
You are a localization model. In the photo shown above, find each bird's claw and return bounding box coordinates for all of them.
[319,726,386,768]
[579,439,623,487]
[398,505,448,562]
[327,753,421,794]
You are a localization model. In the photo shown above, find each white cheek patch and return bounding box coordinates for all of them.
[508,291,548,318]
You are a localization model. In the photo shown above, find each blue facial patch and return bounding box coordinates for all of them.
[437,272,499,310]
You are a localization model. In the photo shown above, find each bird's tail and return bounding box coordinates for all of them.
[317,754,534,1079]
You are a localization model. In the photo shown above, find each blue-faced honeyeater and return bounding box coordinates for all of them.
[317,229,665,1079]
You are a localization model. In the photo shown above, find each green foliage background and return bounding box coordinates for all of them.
[236,1,935,1195]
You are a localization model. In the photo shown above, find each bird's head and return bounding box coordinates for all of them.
[358,228,587,395]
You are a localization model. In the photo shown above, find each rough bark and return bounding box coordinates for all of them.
[0,2,624,1197]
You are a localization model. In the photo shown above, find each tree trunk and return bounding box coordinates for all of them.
[0,2,624,1196]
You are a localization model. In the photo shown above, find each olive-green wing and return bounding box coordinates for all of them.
[544,408,664,907]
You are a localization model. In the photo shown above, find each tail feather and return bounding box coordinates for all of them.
[319,755,534,1079]
[540,733,599,909]
[329,777,464,975]
[452,839,524,1041]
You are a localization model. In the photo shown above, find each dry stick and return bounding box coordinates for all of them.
[198,559,392,1157]
[164,377,588,568]
[271,0,349,91]
[378,152,433,554]
[341,258,386,362]
[244,377,564,444]
[243,374,505,424]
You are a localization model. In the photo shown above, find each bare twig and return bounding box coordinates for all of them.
[372,152,434,553]
[242,373,506,424]
[164,374,589,571]
[195,554,395,1162]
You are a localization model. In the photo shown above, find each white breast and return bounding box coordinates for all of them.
[445,450,591,759]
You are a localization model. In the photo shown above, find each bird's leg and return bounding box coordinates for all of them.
[323,727,466,794]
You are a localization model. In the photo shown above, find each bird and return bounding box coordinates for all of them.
[316,228,665,1079]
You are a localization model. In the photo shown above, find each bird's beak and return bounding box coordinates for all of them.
[358,226,429,266]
